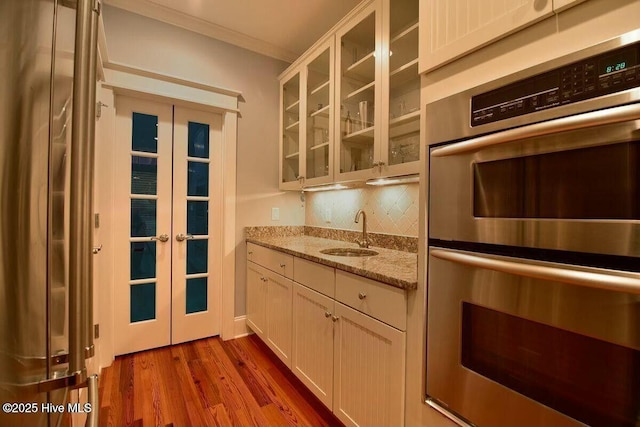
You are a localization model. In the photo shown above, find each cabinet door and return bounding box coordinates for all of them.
[292,284,335,409]
[333,302,405,427]
[383,0,420,176]
[265,270,294,368]
[304,38,335,187]
[419,0,554,73]
[280,71,304,190]
[246,261,267,339]
[335,2,382,182]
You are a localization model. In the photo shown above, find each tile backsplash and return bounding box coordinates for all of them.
[305,183,419,237]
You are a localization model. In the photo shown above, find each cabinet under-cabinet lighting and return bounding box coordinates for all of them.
[366,174,419,186]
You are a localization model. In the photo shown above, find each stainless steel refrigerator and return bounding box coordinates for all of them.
[0,0,100,426]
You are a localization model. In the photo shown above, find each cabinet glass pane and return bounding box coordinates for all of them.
[187,161,209,197]
[306,47,331,180]
[131,156,157,195]
[339,12,376,173]
[282,73,300,183]
[186,278,208,314]
[388,0,420,166]
[187,201,208,235]
[130,282,156,323]
[130,241,156,280]
[187,239,207,274]
[131,199,156,237]
[132,112,158,153]
[188,121,210,159]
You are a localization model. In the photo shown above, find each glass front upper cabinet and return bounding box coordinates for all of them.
[335,4,379,180]
[280,72,301,188]
[386,0,420,172]
[305,40,334,185]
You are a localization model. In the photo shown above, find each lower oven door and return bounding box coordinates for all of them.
[426,247,640,427]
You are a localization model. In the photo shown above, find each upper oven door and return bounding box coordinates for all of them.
[429,102,640,256]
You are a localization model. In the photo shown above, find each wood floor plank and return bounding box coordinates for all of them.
[154,347,192,427]
[119,355,137,427]
[99,336,344,427]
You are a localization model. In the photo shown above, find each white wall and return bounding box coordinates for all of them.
[101,6,304,317]
[409,1,640,425]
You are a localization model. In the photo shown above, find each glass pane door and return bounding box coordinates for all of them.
[388,0,419,166]
[282,73,301,184]
[338,10,376,174]
[306,46,332,181]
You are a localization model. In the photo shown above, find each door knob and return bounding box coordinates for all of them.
[176,233,194,242]
[150,234,169,242]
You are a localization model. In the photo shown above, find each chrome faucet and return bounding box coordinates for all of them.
[354,209,371,248]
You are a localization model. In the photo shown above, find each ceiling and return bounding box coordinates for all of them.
[103,0,362,63]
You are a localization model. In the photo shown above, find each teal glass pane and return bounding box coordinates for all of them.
[186,239,207,274]
[187,162,209,197]
[131,199,156,237]
[130,282,156,323]
[132,112,158,153]
[187,201,208,235]
[130,241,156,280]
[186,278,208,314]
[131,156,157,195]
[188,122,209,159]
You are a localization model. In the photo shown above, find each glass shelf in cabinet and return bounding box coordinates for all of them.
[285,99,300,112]
[310,105,330,118]
[343,126,374,144]
[310,80,330,96]
[344,51,375,81]
[285,121,300,132]
[390,59,419,90]
[344,81,375,103]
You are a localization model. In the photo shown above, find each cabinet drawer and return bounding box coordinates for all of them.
[247,243,293,279]
[335,270,406,331]
[294,257,335,298]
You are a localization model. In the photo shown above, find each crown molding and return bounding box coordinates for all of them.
[103,0,298,63]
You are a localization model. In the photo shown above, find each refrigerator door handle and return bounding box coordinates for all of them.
[84,374,99,427]
[69,0,100,380]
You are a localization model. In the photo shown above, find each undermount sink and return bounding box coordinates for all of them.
[320,248,379,257]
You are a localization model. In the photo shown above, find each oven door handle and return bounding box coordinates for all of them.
[430,248,640,295]
[431,103,640,157]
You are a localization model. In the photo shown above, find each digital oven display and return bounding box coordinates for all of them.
[600,49,637,75]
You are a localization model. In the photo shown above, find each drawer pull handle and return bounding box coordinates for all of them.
[324,311,332,318]
[280,263,286,268]
[358,292,367,300]
[332,315,339,322]
[248,251,253,255]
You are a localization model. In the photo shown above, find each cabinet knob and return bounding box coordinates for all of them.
[358,292,367,300]
[324,311,332,318]
[331,315,339,322]
[280,263,286,268]
[248,251,253,255]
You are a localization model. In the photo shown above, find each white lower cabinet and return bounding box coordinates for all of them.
[265,269,294,367]
[246,260,293,368]
[292,283,335,409]
[246,261,267,338]
[333,302,405,427]
[247,248,406,426]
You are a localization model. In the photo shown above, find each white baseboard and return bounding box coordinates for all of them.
[233,315,252,339]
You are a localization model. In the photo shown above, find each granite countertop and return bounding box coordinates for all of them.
[246,234,418,290]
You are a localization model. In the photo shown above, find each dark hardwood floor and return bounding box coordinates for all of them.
[98,335,344,427]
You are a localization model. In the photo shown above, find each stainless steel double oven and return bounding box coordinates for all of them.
[426,30,640,427]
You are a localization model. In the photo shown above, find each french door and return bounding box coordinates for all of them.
[114,96,222,355]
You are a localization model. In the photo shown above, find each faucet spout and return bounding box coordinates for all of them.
[354,209,370,248]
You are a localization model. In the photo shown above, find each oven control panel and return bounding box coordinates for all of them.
[471,42,640,126]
